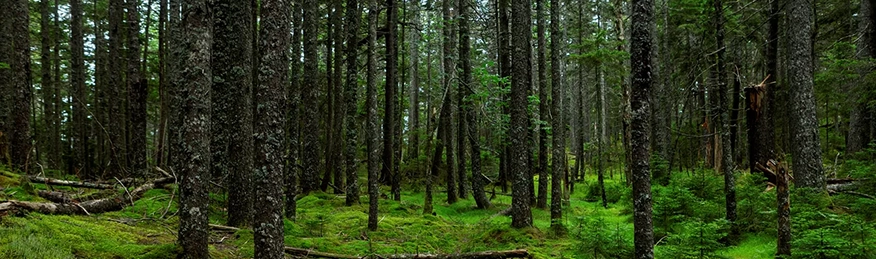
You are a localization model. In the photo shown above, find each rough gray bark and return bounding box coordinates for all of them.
[458,0,490,209]
[406,3,421,168]
[573,1,586,190]
[301,0,320,194]
[212,0,254,227]
[344,0,361,206]
[777,164,791,257]
[40,0,57,169]
[710,0,737,241]
[497,0,511,194]
[631,0,655,257]
[367,1,380,231]
[443,0,458,205]
[788,0,825,189]
[0,0,10,166]
[598,65,607,208]
[71,0,88,179]
[155,0,168,169]
[510,0,533,229]
[108,0,127,177]
[322,2,337,193]
[253,0,290,256]
[651,0,671,185]
[332,0,345,196]
[127,0,147,179]
[176,0,212,257]
[287,0,302,219]
[535,0,549,210]
[848,0,873,154]
[386,0,401,201]
[549,0,565,227]
[8,0,32,173]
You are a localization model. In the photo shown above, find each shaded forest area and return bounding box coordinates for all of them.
[1,0,876,258]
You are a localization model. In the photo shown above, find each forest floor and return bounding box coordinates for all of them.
[0,167,782,259]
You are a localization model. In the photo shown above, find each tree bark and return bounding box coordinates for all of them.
[510,0,533,229]
[301,0,320,194]
[127,0,147,180]
[776,163,791,257]
[710,0,737,242]
[788,0,825,189]
[108,0,128,178]
[386,0,401,201]
[749,0,779,178]
[212,0,254,228]
[367,1,380,231]
[848,0,874,154]
[549,0,565,227]
[287,0,303,219]
[458,0,490,209]
[631,0,655,257]
[7,0,32,173]
[535,0,549,210]
[442,0,458,205]
[497,0,511,194]
[0,0,11,167]
[344,0,361,206]
[71,0,89,179]
[40,0,56,170]
[253,0,290,256]
[176,0,212,257]
[155,0,168,169]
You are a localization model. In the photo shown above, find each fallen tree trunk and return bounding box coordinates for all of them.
[28,176,117,189]
[284,247,530,259]
[0,177,174,215]
[37,190,74,203]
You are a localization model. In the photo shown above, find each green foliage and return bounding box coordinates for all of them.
[573,216,633,259]
[584,179,627,204]
[0,62,9,69]
[656,218,728,259]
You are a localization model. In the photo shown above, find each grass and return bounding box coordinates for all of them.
[0,166,781,259]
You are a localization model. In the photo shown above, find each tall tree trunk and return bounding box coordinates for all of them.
[573,0,587,191]
[652,0,671,185]
[52,0,61,173]
[322,2,336,193]
[287,0,302,219]
[386,0,401,201]
[301,0,320,194]
[253,0,289,256]
[213,0,254,228]
[366,1,380,231]
[406,2,421,169]
[176,0,212,257]
[332,0,345,196]
[0,0,11,166]
[535,0,549,210]
[109,0,128,177]
[497,0,510,194]
[40,0,56,170]
[777,164,791,257]
[788,0,824,189]
[458,0,489,209]
[127,0,147,179]
[344,0,361,206]
[598,64,607,208]
[631,0,655,257]
[750,0,778,179]
[7,0,32,173]
[848,0,873,154]
[510,0,533,229]
[549,0,565,228]
[710,0,737,242]
[71,0,88,179]
[156,0,168,168]
[443,0,458,204]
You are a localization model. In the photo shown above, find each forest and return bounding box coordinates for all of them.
[0,0,875,258]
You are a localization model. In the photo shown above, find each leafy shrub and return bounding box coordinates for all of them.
[656,218,728,259]
[584,180,627,204]
[573,216,633,259]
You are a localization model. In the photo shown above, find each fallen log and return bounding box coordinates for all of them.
[28,176,117,189]
[284,247,530,259]
[0,177,174,215]
[37,190,74,203]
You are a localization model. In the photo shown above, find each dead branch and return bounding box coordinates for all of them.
[0,177,174,215]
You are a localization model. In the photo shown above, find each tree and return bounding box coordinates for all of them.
[70,0,88,178]
[287,0,303,219]
[128,0,148,179]
[108,0,127,176]
[212,0,254,227]
[176,0,212,257]
[510,0,533,229]
[253,0,289,256]
[406,0,421,174]
[301,0,320,194]
[497,0,511,194]
[443,0,458,205]
[459,0,490,209]
[6,0,32,173]
[788,0,824,189]
[748,0,778,181]
[0,0,10,166]
[536,0,549,210]
[710,0,736,241]
[848,0,873,154]
[631,0,655,257]
[40,0,57,169]
[367,0,380,231]
[344,0,361,206]
[385,0,401,201]
[549,0,565,228]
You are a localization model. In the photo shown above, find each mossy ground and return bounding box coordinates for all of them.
[0,166,778,259]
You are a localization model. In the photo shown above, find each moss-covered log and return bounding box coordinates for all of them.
[0,177,173,215]
[284,247,530,259]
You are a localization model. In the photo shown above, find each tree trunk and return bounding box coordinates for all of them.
[332,0,345,196]
[212,0,254,228]
[442,0,458,205]
[301,0,320,194]
[108,0,128,178]
[40,0,56,170]
[497,0,510,194]
[344,0,361,206]
[287,0,303,219]
[156,0,168,169]
[71,0,88,179]
[535,0,549,210]
[322,3,336,193]
[710,0,737,242]
[510,0,533,228]
[406,3,421,170]
[387,0,401,201]
[788,0,825,189]
[777,164,791,257]
[458,0,490,209]
[0,0,11,167]
[7,0,32,173]
[367,1,380,231]
[631,0,655,257]
[254,0,290,256]
[549,0,565,228]
[177,0,212,257]
[749,0,779,178]
[127,0,147,180]
[848,0,873,154]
